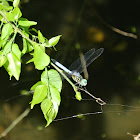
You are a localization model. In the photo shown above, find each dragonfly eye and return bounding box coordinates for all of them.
[81,79,87,86]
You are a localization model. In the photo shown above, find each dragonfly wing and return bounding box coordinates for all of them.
[69,48,95,72]
[69,48,104,74]
[84,48,104,71]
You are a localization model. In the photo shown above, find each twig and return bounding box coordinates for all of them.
[0,10,34,45]
[110,26,137,39]
[78,87,106,105]
[95,12,137,39]
[0,107,31,138]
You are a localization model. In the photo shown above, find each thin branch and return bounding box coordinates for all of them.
[110,26,137,39]
[95,12,137,39]
[78,87,106,105]
[0,10,35,45]
[0,107,31,138]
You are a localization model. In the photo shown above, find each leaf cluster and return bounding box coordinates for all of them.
[0,0,62,126]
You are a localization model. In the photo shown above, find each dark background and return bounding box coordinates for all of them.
[0,0,140,140]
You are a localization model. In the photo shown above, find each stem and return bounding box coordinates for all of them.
[0,107,31,138]
[78,87,106,105]
[0,10,34,45]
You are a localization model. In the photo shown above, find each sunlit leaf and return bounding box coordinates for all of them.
[38,30,45,43]
[22,32,33,55]
[22,37,27,55]
[18,20,37,27]
[41,69,62,92]
[43,100,58,127]
[75,91,82,101]
[34,44,50,70]
[1,23,13,40]
[30,81,42,90]
[12,7,22,20]
[13,0,20,7]
[0,37,8,49]
[49,85,61,106]
[26,58,34,64]
[0,52,7,67]
[31,28,38,33]
[0,4,13,10]
[30,84,47,109]
[12,43,21,59]
[41,69,61,105]
[4,52,21,80]
[41,98,53,115]
[2,39,13,54]
[5,12,15,22]
[48,35,61,47]
[1,0,10,7]
[30,69,62,126]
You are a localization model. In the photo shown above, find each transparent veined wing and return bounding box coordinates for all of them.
[69,48,104,74]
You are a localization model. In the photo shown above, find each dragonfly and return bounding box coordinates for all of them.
[51,48,104,86]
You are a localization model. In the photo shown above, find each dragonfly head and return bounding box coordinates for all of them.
[80,79,87,86]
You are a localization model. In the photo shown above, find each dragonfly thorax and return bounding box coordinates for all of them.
[71,70,81,77]
[72,74,87,86]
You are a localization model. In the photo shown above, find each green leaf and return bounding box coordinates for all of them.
[12,43,21,59]
[0,52,7,67]
[1,0,9,6]
[41,69,61,126]
[22,38,27,55]
[30,85,47,109]
[34,44,50,70]
[22,32,33,55]
[41,99,58,127]
[0,4,13,10]
[0,37,8,49]
[38,30,45,43]
[18,20,37,27]
[26,58,34,64]
[31,69,61,126]
[12,7,22,20]
[30,81,42,90]
[41,69,62,92]
[4,52,21,80]
[5,12,15,22]
[1,23,13,40]
[2,39,13,54]
[41,98,53,115]
[31,28,38,33]
[42,69,61,105]
[75,91,82,101]
[48,35,61,47]
[49,85,61,106]
[13,0,20,7]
